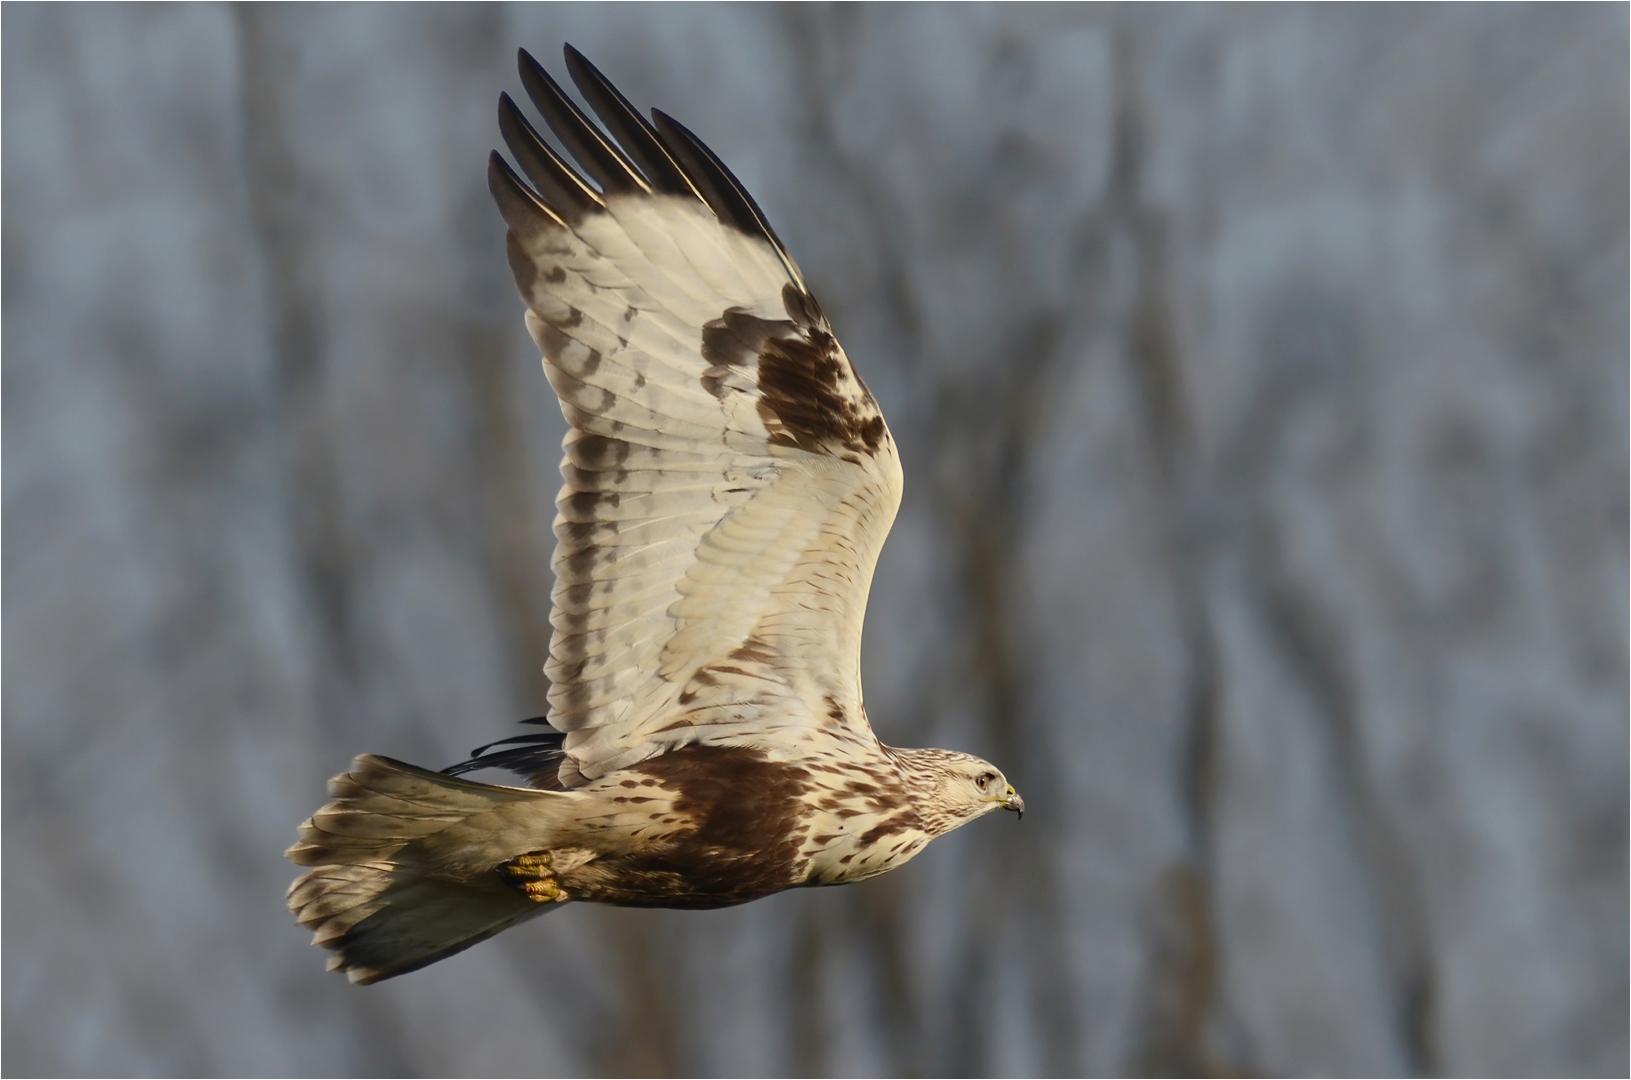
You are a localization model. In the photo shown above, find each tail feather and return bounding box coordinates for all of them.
[287,754,574,984]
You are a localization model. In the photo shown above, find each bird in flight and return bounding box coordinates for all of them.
[288,45,1022,984]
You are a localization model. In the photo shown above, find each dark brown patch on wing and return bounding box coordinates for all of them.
[700,309,790,398]
[756,334,881,456]
[781,282,826,331]
[729,636,777,665]
[697,286,886,456]
[560,745,812,908]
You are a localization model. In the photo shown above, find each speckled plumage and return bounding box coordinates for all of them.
[287,45,1021,985]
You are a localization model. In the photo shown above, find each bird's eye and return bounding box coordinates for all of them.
[977,773,996,792]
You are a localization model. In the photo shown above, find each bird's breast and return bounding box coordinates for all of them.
[794,759,930,885]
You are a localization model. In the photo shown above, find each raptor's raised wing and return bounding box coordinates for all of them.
[487,48,902,785]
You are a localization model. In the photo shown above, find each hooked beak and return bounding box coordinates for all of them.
[1003,784,1024,820]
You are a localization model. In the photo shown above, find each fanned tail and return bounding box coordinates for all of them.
[286,754,572,983]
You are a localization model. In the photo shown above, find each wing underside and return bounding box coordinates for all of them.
[482,47,903,784]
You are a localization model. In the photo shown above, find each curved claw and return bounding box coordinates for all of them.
[499,850,569,903]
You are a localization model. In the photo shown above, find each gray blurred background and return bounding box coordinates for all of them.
[5,3,1626,1076]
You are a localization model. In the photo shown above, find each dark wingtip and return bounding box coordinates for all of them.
[485,148,512,198]
[497,90,601,222]
[561,47,697,199]
[648,108,801,283]
[517,45,646,195]
[487,149,553,232]
[486,148,515,194]
[503,44,799,282]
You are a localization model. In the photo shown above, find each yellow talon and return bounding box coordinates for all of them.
[520,878,566,903]
[499,850,569,903]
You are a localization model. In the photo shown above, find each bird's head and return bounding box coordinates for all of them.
[897,748,1024,835]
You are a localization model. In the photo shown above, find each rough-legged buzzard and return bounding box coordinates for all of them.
[287,45,1021,985]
